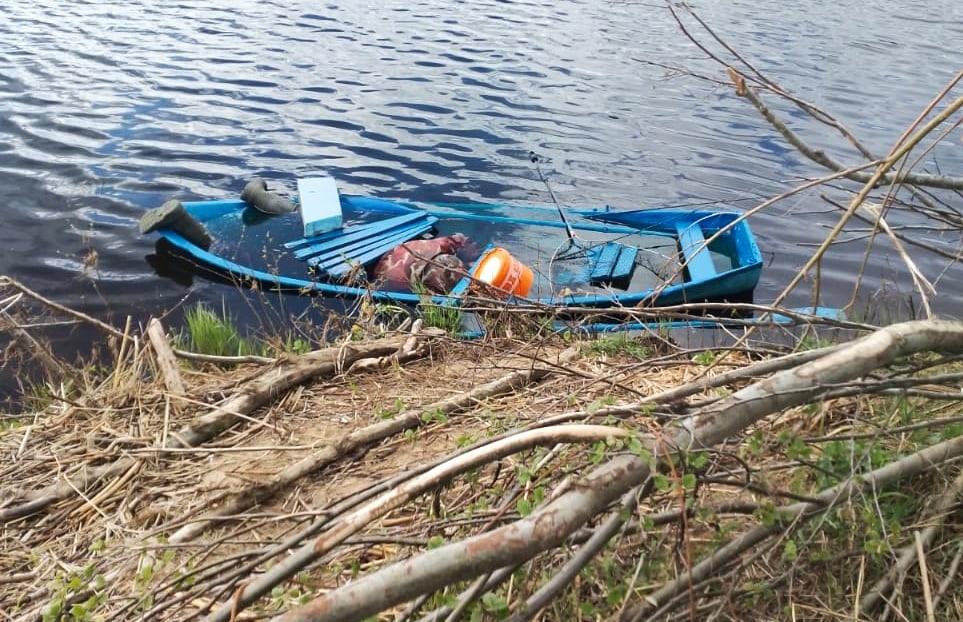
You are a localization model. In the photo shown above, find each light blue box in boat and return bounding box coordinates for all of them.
[298,177,343,237]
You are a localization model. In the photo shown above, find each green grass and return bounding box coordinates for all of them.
[412,283,462,334]
[419,303,462,334]
[586,333,651,359]
[181,304,262,357]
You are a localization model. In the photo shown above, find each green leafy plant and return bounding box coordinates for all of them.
[456,432,476,447]
[587,333,651,359]
[181,303,262,357]
[586,395,617,414]
[376,398,405,420]
[411,282,463,334]
[43,564,106,622]
[419,301,462,334]
[270,583,313,610]
[282,335,311,355]
[421,408,449,425]
[693,349,718,366]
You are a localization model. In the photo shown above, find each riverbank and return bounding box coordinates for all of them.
[1,289,961,622]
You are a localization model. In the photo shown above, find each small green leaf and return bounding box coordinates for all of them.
[688,451,709,470]
[532,485,545,505]
[480,593,508,615]
[590,440,607,464]
[517,466,533,484]
[782,539,798,561]
[516,497,533,517]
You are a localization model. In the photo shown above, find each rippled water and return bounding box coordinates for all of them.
[1,0,961,347]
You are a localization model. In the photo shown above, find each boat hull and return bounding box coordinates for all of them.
[151,196,763,308]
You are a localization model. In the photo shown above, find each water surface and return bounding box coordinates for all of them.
[1,0,961,369]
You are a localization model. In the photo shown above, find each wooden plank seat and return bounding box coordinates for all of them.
[283,210,438,278]
[311,218,438,277]
[588,241,639,289]
[675,221,717,282]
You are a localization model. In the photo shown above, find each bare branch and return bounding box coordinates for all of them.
[209,424,628,622]
[623,434,963,622]
[276,320,963,622]
[733,73,963,190]
[860,467,963,615]
[169,348,572,543]
[503,484,647,622]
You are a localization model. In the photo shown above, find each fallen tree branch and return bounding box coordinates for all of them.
[678,321,963,451]
[172,348,275,365]
[511,342,843,429]
[623,434,963,622]
[169,345,570,543]
[932,540,963,610]
[147,317,186,398]
[568,500,760,545]
[172,335,409,447]
[859,466,963,615]
[917,530,937,622]
[209,423,626,622]
[274,451,645,622]
[503,484,647,622]
[273,320,963,622]
[415,567,517,622]
[0,335,413,523]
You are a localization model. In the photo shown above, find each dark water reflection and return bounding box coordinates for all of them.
[0,0,961,379]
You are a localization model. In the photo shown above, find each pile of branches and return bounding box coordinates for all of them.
[2,270,962,621]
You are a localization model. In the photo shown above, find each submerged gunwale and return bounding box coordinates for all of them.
[152,196,763,307]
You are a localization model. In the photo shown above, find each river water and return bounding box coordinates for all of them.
[1,0,961,364]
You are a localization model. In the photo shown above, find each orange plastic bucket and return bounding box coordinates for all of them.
[472,247,534,297]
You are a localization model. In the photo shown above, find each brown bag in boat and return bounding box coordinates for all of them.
[373,233,470,293]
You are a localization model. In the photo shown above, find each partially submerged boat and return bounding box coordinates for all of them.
[144,178,763,309]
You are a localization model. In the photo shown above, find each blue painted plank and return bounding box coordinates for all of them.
[322,222,437,277]
[283,224,346,250]
[676,222,716,282]
[588,242,624,285]
[298,177,343,237]
[588,242,638,288]
[611,244,638,281]
[309,219,437,270]
[293,212,429,259]
[284,220,370,250]
[284,211,427,251]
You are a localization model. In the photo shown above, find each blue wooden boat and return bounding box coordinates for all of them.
[146,187,762,308]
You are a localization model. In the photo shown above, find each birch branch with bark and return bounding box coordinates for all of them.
[272,320,963,622]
